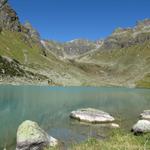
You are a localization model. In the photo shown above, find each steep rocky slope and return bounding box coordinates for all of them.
[0,0,149,88]
[102,19,150,50]
[0,0,27,32]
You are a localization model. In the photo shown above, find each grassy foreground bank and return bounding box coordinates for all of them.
[48,130,150,150]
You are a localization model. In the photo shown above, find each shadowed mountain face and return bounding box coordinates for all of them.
[0,0,149,87]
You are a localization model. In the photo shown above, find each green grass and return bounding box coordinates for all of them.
[46,130,150,150]
[136,73,150,88]
[0,30,60,67]
[72,131,150,150]
[0,30,26,62]
[78,41,150,87]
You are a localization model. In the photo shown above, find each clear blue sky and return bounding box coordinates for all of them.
[9,0,150,42]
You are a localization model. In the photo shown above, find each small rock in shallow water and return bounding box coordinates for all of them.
[132,120,150,134]
[70,108,115,123]
[110,123,120,128]
[140,110,150,120]
[16,120,58,150]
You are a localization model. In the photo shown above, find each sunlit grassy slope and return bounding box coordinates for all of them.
[46,130,150,150]
[136,73,150,88]
[0,30,93,85]
[0,30,58,66]
[77,41,150,88]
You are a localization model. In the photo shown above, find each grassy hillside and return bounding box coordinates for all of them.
[0,30,56,66]
[136,73,150,88]
[77,41,150,87]
[0,30,150,87]
[0,30,96,85]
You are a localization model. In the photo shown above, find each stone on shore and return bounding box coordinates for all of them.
[131,120,150,134]
[16,120,58,150]
[140,110,150,120]
[70,108,115,123]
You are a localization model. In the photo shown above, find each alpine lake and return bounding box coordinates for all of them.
[0,85,150,149]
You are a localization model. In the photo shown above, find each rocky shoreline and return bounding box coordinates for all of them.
[0,77,49,86]
[4,108,149,150]
[0,78,140,88]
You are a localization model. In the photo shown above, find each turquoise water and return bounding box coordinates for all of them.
[0,85,150,149]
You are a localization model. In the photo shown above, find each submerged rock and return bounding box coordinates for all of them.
[131,120,150,134]
[70,108,115,123]
[140,110,150,120]
[16,120,58,150]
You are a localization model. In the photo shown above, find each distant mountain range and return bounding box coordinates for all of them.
[0,0,150,88]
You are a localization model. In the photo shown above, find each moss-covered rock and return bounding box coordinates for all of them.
[16,120,58,150]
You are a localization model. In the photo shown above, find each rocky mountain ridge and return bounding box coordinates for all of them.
[41,39,103,59]
[0,0,28,32]
[102,19,150,50]
[42,19,150,59]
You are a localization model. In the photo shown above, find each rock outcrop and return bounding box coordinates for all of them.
[24,22,40,42]
[0,55,25,77]
[24,22,47,56]
[70,108,115,123]
[0,0,7,8]
[16,120,58,150]
[0,0,22,32]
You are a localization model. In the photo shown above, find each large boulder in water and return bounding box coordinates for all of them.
[70,108,115,123]
[132,120,150,134]
[16,120,58,150]
[140,110,150,120]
